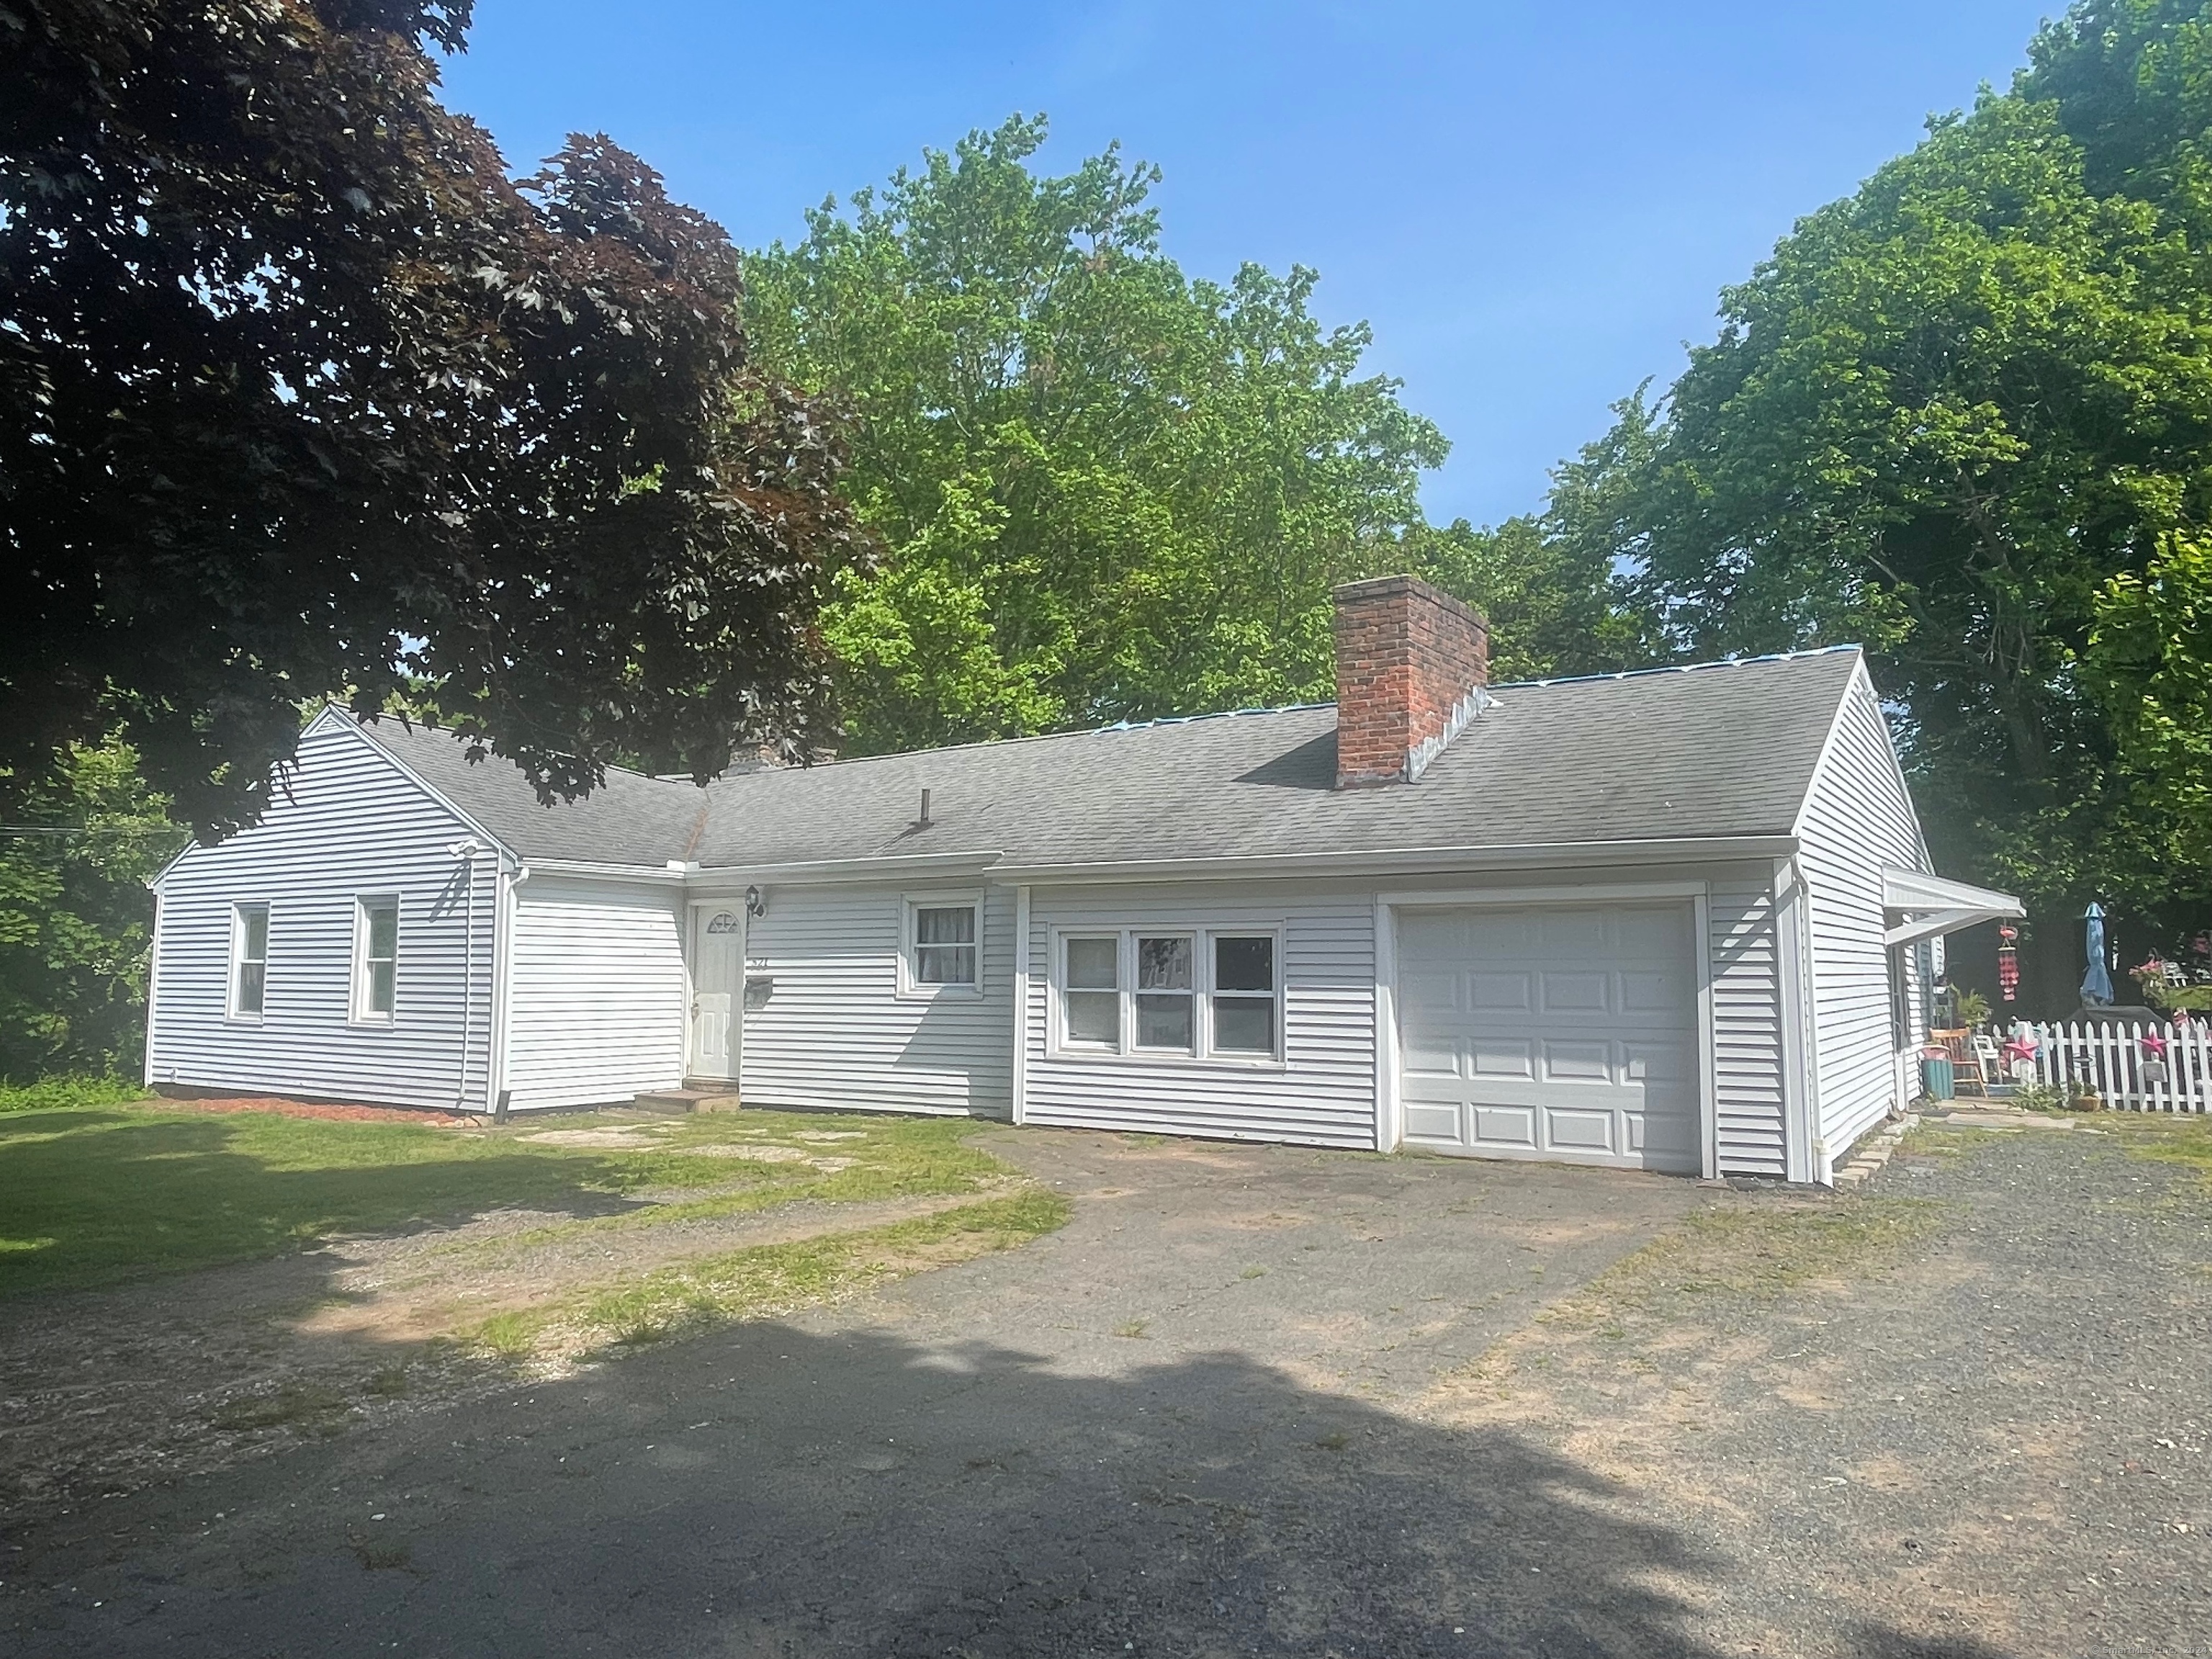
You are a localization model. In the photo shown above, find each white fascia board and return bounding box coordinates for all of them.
[1881,867,2024,948]
[1881,866,2023,917]
[686,849,1007,888]
[1884,907,2019,949]
[990,836,1799,886]
[1788,657,1863,842]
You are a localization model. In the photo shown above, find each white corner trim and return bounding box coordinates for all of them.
[1691,884,1719,1182]
[1011,885,1032,1125]
[142,892,165,1087]
[1372,893,1401,1152]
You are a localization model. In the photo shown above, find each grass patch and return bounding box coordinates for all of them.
[0,1102,1033,1298]
[475,1190,1071,1359]
[1900,1124,2008,1159]
[1552,1195,1946,1326]
[0,1075,152,1114]
[2101,1111,2212,1183]
[210,1382,351,1431]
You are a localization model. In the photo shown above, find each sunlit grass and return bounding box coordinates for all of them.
[0,1102,1034,1298]
[474,1190,1071,1359]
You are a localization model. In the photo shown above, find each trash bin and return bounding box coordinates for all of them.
[1921,1053,1956,1101]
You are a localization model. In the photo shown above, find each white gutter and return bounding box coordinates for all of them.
[685,849,1007,886]
[513,857,693,885]
[991,836,1801,886]
[514,837,1802,891]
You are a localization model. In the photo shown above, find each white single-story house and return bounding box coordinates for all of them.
[145,576,2021,1184]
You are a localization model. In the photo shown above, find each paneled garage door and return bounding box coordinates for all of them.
[1395,902,1701,1172]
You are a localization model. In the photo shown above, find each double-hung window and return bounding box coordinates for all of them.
[903,895,980,994]
[229,903,269,1020]
[1062,935,1120,1045]
[1210,935,1277,1054]
[1053,927,1282,1061]
[354,896,399,1023]
[1134,935,1195,1053]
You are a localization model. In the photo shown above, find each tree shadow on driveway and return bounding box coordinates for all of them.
[9,1322,2010,1658]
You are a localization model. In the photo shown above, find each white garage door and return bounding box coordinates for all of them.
[1395,902,1702,1173]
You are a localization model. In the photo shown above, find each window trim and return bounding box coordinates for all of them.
[897,891,984,999]
[228,901,269,1023]
[351,894,401,1027]
[1047,924,1285,1068]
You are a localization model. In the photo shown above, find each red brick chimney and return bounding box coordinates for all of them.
[1332,575,1491,788]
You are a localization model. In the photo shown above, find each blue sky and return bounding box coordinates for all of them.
[438,1,2058,528]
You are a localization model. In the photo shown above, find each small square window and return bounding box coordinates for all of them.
[230,904,268,1019]
[910,902,978,988]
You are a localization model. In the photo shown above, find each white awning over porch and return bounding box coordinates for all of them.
[1881,866,2026,949]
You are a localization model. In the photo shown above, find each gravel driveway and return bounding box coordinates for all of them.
[4,1118,2207,1657]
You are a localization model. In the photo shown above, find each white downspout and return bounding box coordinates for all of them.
[448,840,482,1111]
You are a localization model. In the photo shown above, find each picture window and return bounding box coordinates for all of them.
[1053,927,1283,1062]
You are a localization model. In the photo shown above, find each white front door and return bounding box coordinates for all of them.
[690,905,744,1081]
[1396,902,1702,1173]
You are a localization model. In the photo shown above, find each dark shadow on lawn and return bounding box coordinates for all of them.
[7,1323,2013,1659]
[0,1110,665,1298]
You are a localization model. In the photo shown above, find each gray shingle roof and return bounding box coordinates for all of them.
[354,719,709,866]
[351,647,1864,871]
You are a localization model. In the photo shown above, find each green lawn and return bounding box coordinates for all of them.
[0,1100,1034,1299]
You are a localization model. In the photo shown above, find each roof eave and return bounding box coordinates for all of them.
[686,849,1007,887]
[986,835,1802,886]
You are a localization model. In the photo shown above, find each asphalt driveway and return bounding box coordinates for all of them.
[4,1119,2208,1658]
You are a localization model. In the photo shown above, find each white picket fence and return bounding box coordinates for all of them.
[2022,1020,2212,1112]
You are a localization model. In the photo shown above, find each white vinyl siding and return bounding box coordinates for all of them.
[1796,664,1930,1159]
[739,881,1016,1117]
[1024,882,1377,1148]
[145,712,498,1112]
[503,877,686,1112]
[1708,875,1789,1177]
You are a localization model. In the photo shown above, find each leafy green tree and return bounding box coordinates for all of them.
[0,740,184,1081]
[2092,534,2212,870]
[745,115,1447,752]
[4,0,858,839]
[1404,515,1641,683]
[1551,88,2212,924]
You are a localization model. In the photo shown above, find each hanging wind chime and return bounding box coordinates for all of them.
[1997,923,2020,1003]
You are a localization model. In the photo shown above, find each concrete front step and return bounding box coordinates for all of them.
[631,1087,742,1115]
